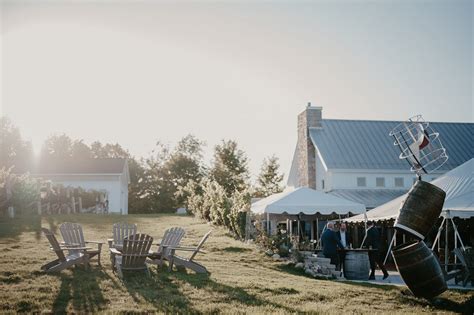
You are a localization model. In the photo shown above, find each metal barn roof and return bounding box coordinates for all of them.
[309,120,473,171]
[328,189,408,209]
[13,158,127,175]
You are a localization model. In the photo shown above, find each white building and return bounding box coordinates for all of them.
[27,158,130,215]
[288,105,473,209]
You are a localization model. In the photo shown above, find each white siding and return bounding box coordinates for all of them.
[36,174,125,214]
[331,171,426,190]
[315,150,332,191]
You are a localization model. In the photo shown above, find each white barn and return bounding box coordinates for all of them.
[288,105,474,209]
[26,158,130,215]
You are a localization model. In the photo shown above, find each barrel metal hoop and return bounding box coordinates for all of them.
[396,254,433,268]
[394,223,425,240]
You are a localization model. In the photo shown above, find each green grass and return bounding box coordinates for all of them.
[0,214,473,314]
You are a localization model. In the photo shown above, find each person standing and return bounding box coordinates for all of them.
[321,221,344,267]
[365,221,389,280]
[336,222,352,276]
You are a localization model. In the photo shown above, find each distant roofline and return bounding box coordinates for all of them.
[29,173,123,176]
[313,118,474,124]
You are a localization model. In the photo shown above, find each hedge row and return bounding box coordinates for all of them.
[180,179,250,239]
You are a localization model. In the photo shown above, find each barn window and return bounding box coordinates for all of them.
[376,177,385,187]
[395,177,404,187]
[357,177,366,187]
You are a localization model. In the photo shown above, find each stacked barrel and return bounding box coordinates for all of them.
[392,180,447,299]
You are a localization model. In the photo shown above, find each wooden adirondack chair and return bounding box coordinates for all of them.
[41,228,89,273]
[148,227,185,266]
[109,233,153,278]
[59,222,104,265]
[108,222,138,250]
[453,247,474,287]
[108,222,138,265]
[168,230,212,274]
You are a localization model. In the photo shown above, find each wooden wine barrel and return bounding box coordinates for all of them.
[392,240,447,299]
[394,180,446,239]
[344,250,370,280]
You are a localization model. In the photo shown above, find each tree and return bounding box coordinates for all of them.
[254,155,284,198]
[143,135,206,212]
[89,141,147,213]
[40,134,74,159]
[0,117,34,170]
[71,140,92,159]
[210,140,249,196]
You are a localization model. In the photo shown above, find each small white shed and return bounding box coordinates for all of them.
[27,158,130,215]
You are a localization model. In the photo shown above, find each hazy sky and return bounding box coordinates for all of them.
[1,0,472,179]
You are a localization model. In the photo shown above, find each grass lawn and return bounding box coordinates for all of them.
[0,214,473,314]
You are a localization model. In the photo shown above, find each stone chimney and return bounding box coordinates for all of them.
[296,103,322,189]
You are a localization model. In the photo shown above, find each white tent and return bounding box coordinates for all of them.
[347,158,474,223]
[251,186,366,215]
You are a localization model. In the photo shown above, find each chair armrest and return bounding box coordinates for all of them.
[168,246,206,254]
[110,248,122,255]
[52,246,92,251]
[85,241,104,244]
[60,242,82,247]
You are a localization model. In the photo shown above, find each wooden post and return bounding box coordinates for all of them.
[7,206,14,218]
[71,196,76,213]
[310,220,314,241]
[47,203,50,215]
[37,201,42,215]
[78,197,82,213]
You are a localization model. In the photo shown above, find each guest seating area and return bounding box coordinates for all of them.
[42,222,212,278]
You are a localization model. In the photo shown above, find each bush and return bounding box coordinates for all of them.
[179,178,251,240]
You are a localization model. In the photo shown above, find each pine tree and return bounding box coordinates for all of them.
[255,155,284,197]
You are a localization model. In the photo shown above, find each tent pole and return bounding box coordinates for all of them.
[384,230,397,265]
[450,218,465,251]
[316,218,319,247]
[297,219,301,243]
[454,221,457,264]
[431,217,446,251]
[444,218,449,272]
[267,212,270,235]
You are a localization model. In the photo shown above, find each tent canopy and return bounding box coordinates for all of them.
[251,187,366,215]
[347,158,474,222]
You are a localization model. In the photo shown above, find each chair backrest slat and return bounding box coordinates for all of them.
[122,233,153,269]
[190,230,212,261]
[42,228,66,262]
[113,222,137,247]
[158,227,185,256]
[59,222,86,255]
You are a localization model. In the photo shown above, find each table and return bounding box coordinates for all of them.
[337,248,375,280]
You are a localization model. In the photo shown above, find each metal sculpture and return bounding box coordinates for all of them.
[386,115,449,298]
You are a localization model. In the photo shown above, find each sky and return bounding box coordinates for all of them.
[0,0,472,180]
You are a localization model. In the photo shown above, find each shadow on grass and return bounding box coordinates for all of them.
[341,278,474,313]
[52,267,111,313]
[172,271,300,313]
[338,279,400,292]
[121,269,196,313]
[0,216,42,240]
[222,246,252,253]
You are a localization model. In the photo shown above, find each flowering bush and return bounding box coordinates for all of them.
[179,178,250,240]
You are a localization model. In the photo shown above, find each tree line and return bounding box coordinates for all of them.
[0,116,284,215]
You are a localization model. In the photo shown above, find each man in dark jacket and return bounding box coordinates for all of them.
[336,222,352,276]
[321,221,344,266]
[365,221,389,280]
